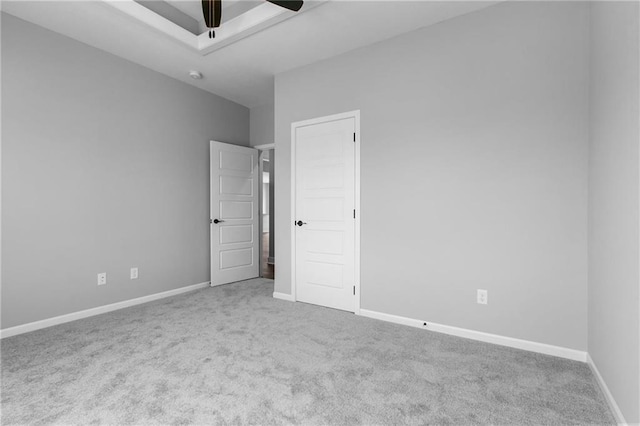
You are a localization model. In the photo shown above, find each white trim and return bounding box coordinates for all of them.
[254,143,275,151]
[101,0,326,56]
[587,354,628,425]
[258,149,266,276]
[360,309,420,328]
[0,281,211,339]
[359,309,587,362]
[290,121,297,303]
[273,292,295,302]
[196,1,326,55]
[290,110,361,313]
[353,112,361,315]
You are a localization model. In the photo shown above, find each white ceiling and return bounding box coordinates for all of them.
[168,0,227,22]
[2,0,499,108]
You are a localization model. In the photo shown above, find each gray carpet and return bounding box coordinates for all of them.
[1,278,614,425]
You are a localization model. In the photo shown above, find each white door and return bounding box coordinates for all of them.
[294,117,357,312]
[210,141,259,286]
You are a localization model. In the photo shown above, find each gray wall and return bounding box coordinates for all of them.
[275,1,590,350]
[1,14,249,329]
[250,103,275,147]
[588,2,639,423]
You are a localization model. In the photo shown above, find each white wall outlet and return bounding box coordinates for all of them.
[97,273,107,286]
[130,267,139,280]
[477,289,488,305]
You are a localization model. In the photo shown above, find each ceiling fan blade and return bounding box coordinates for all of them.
[201,0,222,28]
[265,0,304,12]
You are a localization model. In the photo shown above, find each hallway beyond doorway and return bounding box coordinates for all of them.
[262,232,274,279]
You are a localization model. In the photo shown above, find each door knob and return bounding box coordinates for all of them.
[296,220,307,226]
[213,219,224,224]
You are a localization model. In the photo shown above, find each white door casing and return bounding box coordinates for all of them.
[210,141,259,286]
[291,111,361,313]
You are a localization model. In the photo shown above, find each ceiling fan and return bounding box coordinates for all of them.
[202,0,304,38]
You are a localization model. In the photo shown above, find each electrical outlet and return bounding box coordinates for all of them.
[130,267,139,280]
[97,273,107,286]
[477,289,488,305]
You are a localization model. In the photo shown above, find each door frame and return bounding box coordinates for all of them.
[290,110,361,314]
[256,143,275,278]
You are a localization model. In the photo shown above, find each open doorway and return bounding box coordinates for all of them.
[259,148,275,279]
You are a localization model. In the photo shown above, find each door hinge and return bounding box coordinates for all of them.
[353,133,356,142]
[353,286,356,295]
[210,219,212,224]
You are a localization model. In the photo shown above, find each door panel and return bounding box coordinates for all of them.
[220,176,253,195]
[220,150,253,171]
[220,201,253,219]
[294,118,356,312]
[220,225,253,245]
[210,141,259,285]
[220,247,254,269]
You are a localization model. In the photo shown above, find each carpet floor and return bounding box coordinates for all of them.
[1,278,614,425]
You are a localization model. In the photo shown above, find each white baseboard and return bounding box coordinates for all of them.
[0,281,211,339]
[587,354,628,425]
[359,309,587,362]
[273,292,295,302]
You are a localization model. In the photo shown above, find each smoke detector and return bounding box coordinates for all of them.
[189,70,203,80]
